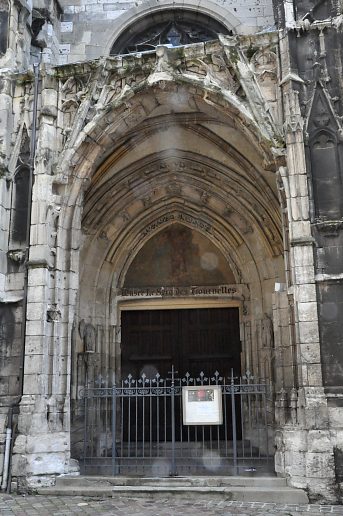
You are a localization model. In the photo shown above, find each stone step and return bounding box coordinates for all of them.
[36,482,309,504]
[78,457,266,475]
[55,474,287,488]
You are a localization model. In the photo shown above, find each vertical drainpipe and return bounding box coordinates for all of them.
[0,409,12,491]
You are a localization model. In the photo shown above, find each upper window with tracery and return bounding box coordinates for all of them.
[0,0,9,55]
[110,10,231,55]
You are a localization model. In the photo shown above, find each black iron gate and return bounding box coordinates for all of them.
[81,368,272,476]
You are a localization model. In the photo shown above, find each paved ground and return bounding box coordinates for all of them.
[0,494,343,515]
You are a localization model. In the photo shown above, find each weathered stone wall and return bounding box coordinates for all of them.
[58,0,275,63]
[272,0,343,502]
[0,69,35,483]
[0,0,61,69]
[31,0,62,65]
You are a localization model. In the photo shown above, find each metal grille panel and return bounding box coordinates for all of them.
[81,368,273,476]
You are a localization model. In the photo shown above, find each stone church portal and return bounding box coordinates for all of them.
[1,0,343,504]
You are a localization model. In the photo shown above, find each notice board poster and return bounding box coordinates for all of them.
[182,385,223,425]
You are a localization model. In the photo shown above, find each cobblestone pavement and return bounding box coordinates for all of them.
[0,494,343,516]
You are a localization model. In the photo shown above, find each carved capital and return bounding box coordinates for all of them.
[7,249,25,263]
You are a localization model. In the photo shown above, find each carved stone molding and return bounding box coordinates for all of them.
[283,90,304,133]
[290,236,315,246]
[166,182,182,195]
[314,220,343,237]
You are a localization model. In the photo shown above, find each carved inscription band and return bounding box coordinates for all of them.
[141,212,212,237]
[118,285,238,297]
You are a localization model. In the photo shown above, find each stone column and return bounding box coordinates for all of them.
[12,69,78,489]
[276,34,336,500]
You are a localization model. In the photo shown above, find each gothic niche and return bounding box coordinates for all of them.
[308,87,343,220]
[124,223,235,288]
[10,129,30,246]
[11,167,30,244]
[310,132,343,219]
[110,9,231,55]
[0,0,9,55]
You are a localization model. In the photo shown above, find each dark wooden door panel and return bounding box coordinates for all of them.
[121,309,179,378]
[121,307,241,442]
[121,307,240,378]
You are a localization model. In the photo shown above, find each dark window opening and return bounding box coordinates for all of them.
[11,167,30,245]
[0,0,9,55]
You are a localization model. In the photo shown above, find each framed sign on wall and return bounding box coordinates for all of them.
[182,385,223,425]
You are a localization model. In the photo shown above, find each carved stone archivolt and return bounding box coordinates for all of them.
[59,38,285,399]
[82,150,282,250]
[60,75,89,141]
[54,37,282,177]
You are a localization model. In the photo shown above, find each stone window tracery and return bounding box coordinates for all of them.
[110,10,231,55]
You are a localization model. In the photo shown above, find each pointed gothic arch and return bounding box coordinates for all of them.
[307,84,343,220]
[50,57,287,472]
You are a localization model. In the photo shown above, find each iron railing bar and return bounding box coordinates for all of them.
[128,383,131,459]
[224,386,228,459]
[231,371,238,475]
[90,399,95,465]
[104,395,107,459]
[83,395,88,474]
[120,394,124,459]
[164,381,167,445]
[170,367,176,476]
[256,395,261,460]
[156,384,160,457]
[135,380,138,462]
[179,387,183,455]
[142,388,145,459]
[149,381,152,460]
[194,422,197,454]
[240,389,245,460]
[248,391,253,459]
[112,386,116,476]
[264,391,269,462]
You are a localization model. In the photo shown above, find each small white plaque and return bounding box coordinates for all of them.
[61,22,74,33]
[182,385,223,425]
[59,44,71,55]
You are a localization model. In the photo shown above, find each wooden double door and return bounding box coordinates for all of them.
[121,307,241,443]
[121,307,241,381]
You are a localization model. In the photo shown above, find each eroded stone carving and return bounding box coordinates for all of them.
[47,305,61,322]
[79,320,96,353]
[55,38,281,180]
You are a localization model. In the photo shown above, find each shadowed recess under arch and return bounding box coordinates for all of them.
[124,223,235,287]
